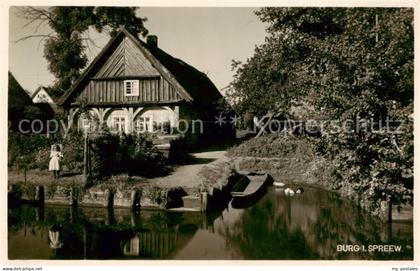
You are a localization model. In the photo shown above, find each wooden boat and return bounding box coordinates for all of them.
[231,172,271,208]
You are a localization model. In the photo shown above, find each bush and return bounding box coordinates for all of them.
[122,133,165,176]
[33,148,50,170]
[8,128,54,169]
[61,132,84,172]
[10,182,37,200]
[90,132,121,177]
[227,133,315,161]
[168,136,189,163]
[95,175,144,191]
[89,131,165,178]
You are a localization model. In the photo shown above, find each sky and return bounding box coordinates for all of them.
[8,7,268,95]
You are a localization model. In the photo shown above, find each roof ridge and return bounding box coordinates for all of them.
[120,27,193,102]
[58,26,222,107]
[31,85,43,99]
[57,30,125,106]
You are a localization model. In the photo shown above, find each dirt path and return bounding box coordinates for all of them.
[153,151,229,190]
[8,151,230,192]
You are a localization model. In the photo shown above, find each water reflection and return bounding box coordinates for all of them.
[8,186,413,260]
[8,206,210,259]
[217,187,413,260]
[49,225,63,249]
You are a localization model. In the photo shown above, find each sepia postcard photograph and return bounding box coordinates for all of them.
[1,1,418,269]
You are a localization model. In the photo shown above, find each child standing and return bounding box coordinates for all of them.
[49,144,63,179]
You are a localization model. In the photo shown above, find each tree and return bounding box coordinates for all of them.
[17,6,148,98]
[231,8,413,219]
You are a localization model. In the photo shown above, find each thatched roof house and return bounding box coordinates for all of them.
[8,72,55,132]
[59,27,231,143]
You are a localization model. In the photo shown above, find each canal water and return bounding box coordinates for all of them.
[8,186,413,260]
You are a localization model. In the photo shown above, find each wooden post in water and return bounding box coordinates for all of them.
[104,189,114,208]
[70,186,78,206]
[35,186,44,205]
[131,189,140,210]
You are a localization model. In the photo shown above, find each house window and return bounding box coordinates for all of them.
[134,117,150,133]
[112,116,126,133]
[124,80,139,96]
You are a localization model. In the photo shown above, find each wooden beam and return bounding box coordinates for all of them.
[70,100,182,107]
[90,75,160,81]
[121,28,194,103]
[132,107,144,119]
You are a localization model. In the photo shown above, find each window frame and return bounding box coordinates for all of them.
[112,116,126,133]
[124,80,139,97]
[134,117,151,133]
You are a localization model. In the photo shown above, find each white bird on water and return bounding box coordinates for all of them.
[284,188,295,196]
[284,187,304,196]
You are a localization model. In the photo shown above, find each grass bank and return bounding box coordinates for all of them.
[226,134,412,221]
[227,134,334,189]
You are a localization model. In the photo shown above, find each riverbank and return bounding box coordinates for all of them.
[228,133,332,187]
[8,135,413,220]
[8,186,413,260]
[8,151,229,189]
[8,150,237,212]
[227,133,413,222]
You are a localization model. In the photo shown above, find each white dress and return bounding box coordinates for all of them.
[49,230,63,249]
[49,150,62,171]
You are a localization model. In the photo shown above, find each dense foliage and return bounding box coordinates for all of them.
[230,8,413,217]
[8,127,84,172]
[228,134,314,160]
[8,127,53,169]
[18,7,148,98]
[89,132,165,178]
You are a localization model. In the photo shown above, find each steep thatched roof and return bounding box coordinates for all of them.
[8,72,34,111]
[59,27,222,108]
[141,39,222,106]
[8,72,55,131]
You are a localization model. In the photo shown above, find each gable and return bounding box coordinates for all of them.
[59,28,221,107]
[71,33,185,106]
[8,72,55,128]
[94,37,160,79]
[33,88,54,104]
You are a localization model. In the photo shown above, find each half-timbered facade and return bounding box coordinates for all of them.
[59,27,226,141]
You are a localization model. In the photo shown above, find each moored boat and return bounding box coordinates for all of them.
[231,172,272,208]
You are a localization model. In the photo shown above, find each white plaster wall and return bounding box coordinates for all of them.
[138,108,172,124]
[107,109,129,132]
[79,106,180,134]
